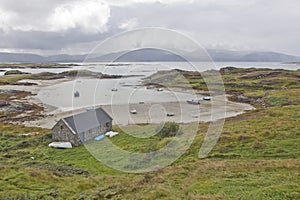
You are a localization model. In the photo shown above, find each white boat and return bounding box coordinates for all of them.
[187,100,200,105]
[105,131,119,138]
[130,109,137,114]
[157,88,164,92]
[203,96,212,101]
[48,142,72,149]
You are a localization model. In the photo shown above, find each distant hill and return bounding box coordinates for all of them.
[0,52,45,63]
[86,49,300,62]
[0,49,299,63]
[0,53,85,63]
[46,54,86,62]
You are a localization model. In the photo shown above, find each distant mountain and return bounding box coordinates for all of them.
[206,49,300,62]
[46,54,86,62]
[88,49,185,62]
[0,52,45,63]
[83,49,300,62]
[0,53,85,63]
[0,49,299,63]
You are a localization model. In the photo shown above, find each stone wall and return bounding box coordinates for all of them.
[80,121,112,142]
[52,120,112,146]
[52,120,81,146]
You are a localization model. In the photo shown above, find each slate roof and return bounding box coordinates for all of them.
[63,108,112,134]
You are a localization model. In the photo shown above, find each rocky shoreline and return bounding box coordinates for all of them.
[0,89,44,123]
[3,67,281,127]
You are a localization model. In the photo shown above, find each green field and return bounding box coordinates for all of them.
[0,67,299,199]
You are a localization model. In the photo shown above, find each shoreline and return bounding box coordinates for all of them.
[23,99,254,129]
[0,74,255,129]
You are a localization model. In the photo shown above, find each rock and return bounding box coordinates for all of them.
[9,82,38,86]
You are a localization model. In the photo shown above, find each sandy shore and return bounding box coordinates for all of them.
[24,96,254,128]
[0,78,254,128]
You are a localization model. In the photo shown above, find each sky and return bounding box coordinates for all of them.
[0,0,299,56]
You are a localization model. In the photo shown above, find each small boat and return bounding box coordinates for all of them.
[130,109,137,114]
[157,88,164,92]
[139,101,145,104]
[105,131,119,138]
[203,96,212,101]
[146,86,155,89]
[94,134,105,141]
[187,100,200,105]
[111,88,118,92]
[49,142,72,149]
[74,91,80,97]
[86,107,94,111]
[167,113,175,117]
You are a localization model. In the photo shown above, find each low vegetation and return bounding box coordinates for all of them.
[0,69,140,85]
[156,122,182,138]
[4,70,30,76]
[145,67,300,107]
[0,67,299,199]
[0,70,100,85]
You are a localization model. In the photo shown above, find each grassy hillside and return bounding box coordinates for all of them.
[146,67,300,107]
[0,67,299,199]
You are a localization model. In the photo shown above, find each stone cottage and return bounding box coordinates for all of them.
[52,108,112,146]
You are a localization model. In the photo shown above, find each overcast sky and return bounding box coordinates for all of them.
[0,0,299,56]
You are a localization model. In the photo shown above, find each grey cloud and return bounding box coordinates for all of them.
[0,0,299,55]
[109,0,300,55]
[0,29,113,51]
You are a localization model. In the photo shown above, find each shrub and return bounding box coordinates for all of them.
[264,96,288,106]
[155,122,182,139]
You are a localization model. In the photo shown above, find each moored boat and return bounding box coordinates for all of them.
[74,91,80,97]
[130,109,137,114]
[146,86,155,89]
[187,99,200,105]
[203,96,212,101]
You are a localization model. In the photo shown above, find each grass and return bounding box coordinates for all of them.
[0,70,92,85]
[147,67,300,107]
[0,69,110,85]
[0,67,299,199]
[0,104,299,199]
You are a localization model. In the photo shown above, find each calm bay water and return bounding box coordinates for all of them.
[22,62,300,111]
[37,77,200,111]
